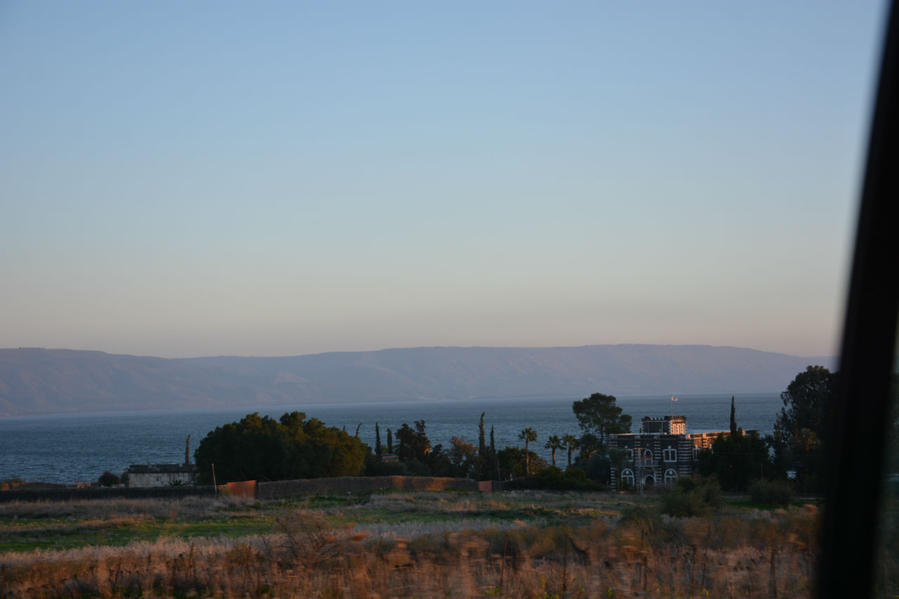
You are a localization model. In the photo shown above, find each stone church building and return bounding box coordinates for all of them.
[608,415,737,491]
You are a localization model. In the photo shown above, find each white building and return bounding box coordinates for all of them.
[125,464,198,487]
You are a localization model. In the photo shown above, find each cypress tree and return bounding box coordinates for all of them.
[730,395,738,437]
[375,423,382,456]
[387,428,393,454]
[490,425,499,480]
[478,412,486,458]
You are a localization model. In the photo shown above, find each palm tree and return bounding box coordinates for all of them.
[519,427,538,475]
[545,434,563,466]
[562,434,579,468]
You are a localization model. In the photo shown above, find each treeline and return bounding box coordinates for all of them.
[697,365,834,495]
[193,392,633,488]
[193,365,836,495]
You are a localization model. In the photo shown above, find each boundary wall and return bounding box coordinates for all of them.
[257,475,477,499]
[0,476,480,502]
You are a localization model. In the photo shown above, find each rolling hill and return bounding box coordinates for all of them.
[0,345,832,417]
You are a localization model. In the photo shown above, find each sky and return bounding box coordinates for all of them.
[0,1,888,359]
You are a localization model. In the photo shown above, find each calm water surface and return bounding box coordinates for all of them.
[0,393,781,484]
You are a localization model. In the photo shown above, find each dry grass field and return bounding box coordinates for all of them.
[0,490,819,598]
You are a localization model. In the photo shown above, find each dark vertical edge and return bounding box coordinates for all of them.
[818,1,899,597]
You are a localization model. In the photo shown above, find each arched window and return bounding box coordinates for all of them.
[621,468,635,489]
[643,449,653,462]
[663,447,677,462]
[664,468,677,487]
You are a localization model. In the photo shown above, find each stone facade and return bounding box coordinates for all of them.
[608,415,742,491]
[608,429,693,491]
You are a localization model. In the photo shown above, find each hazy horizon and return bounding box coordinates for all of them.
[1,342,833,361]
[0,1,887,359]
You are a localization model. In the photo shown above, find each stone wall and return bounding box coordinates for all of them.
[257,476,478,499]
[0,476,479,503]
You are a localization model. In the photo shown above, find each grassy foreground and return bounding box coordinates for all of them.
[0,490,818,598]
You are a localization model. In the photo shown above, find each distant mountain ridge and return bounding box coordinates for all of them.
[0,345,833,417]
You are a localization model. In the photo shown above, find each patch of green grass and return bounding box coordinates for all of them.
[0,511,277,553]
[304,493,371,509]
[0,490,672,555]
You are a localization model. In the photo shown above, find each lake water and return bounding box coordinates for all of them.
[0,393,782,484]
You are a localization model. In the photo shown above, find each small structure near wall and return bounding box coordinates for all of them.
[125,435,198,488]
[689,428,758,451]
[125,463,198,488]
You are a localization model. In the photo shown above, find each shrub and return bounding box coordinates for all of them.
[748,478,795,507]
[496,447,547,479]
[500,467,603,491]
[97,471,120,487]
[536,466,603,490]
[620,505,688,548]
[660,477,721,517]
[583,454,611,482]
[364,453,409,476]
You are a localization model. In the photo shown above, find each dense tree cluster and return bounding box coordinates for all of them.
[360,395,625,484]
[771,365,835,492]
[697,398,769,492]
[697,366,834,494]
[368,419,497,479]
[572,393,632,448]
[194,412,367,484]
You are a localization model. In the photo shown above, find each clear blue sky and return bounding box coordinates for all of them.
[0,1,887,358]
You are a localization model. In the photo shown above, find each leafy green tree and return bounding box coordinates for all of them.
[773,365,835,492]
[497,446,547,479]
[544,434,563,466]
[698,399,770,491]
[572,393,632,449]
[194,412,367,484]
[448,436,478,478]
[575,433,602,462]
[698,431,769,491]
[562,434,579,468]
[518,427,538,475]
[395,420,431,464]
[422,444,452,476]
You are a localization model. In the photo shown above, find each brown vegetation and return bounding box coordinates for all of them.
[0,491,822,598]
